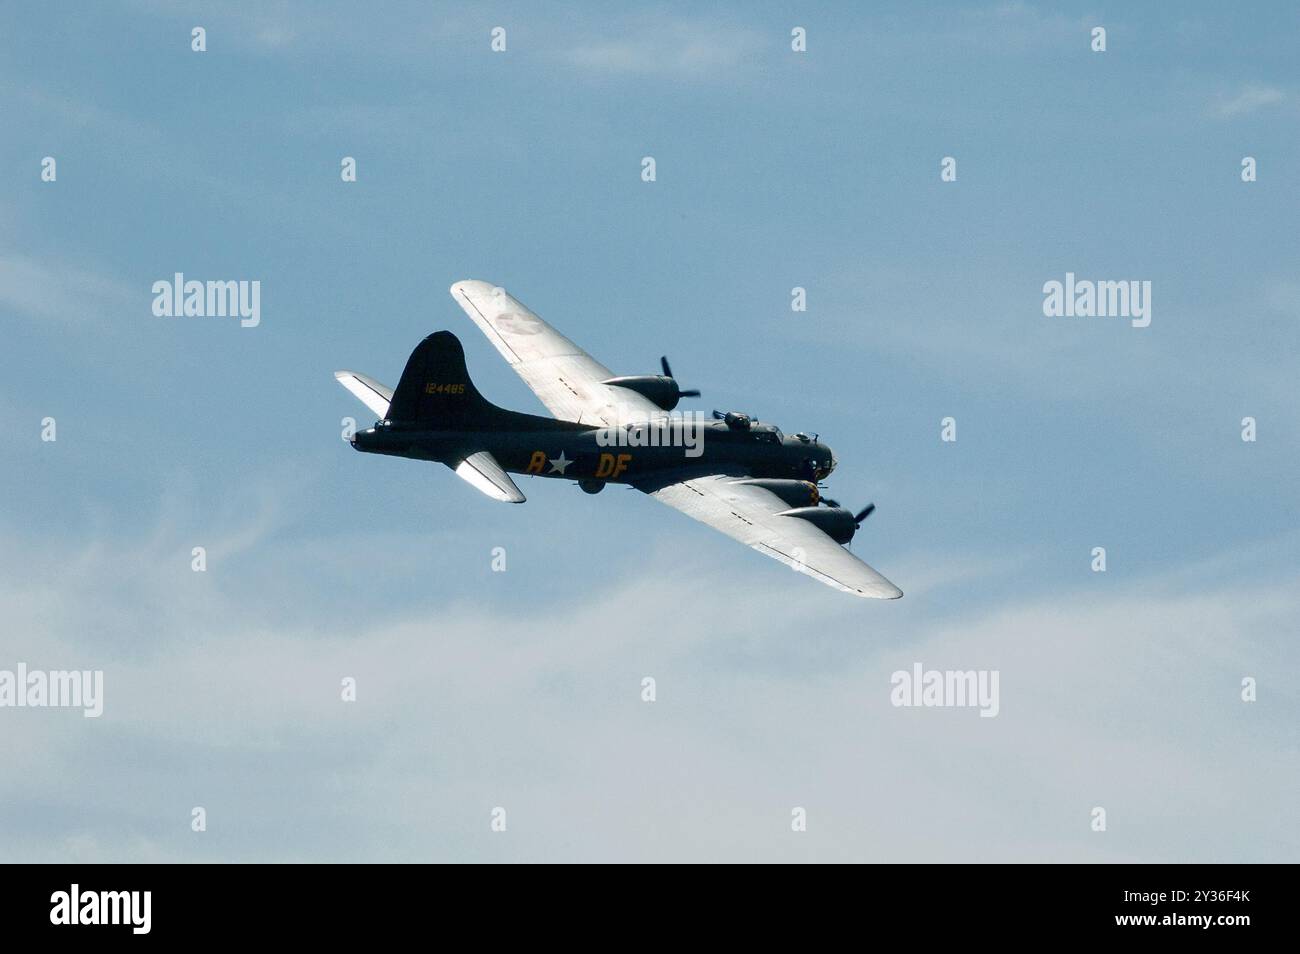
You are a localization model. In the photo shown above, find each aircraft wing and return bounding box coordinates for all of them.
[640,473,903,599]
[449,279,666,426]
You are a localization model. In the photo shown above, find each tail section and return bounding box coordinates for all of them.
[386,331,497,425]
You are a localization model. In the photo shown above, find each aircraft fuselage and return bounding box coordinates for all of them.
[351,418,836,488]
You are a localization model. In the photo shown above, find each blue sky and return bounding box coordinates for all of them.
[1,1,1297,861]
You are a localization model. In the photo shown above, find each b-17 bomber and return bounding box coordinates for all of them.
[335,280,901,599]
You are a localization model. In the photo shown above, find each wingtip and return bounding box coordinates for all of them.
[855,584,903,600]
[449,279,494,297]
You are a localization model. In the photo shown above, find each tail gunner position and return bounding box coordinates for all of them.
[336,280,901,599]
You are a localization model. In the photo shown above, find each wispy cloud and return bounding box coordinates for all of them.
[1,502,1295,861]
[0,255,135,326]
[1209,84,1286,118]
[557,15,770,79]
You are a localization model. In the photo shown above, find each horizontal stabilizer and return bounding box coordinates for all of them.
[334,370,393,419]
[450,451,525,503]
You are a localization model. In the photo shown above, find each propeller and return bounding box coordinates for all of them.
[823,499,876,528]
[661,356,700,398]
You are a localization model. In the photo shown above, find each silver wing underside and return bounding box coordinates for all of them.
[643,474,903,599]
[450,280,665,427]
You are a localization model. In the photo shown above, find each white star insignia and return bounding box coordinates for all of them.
[548,451,572,474]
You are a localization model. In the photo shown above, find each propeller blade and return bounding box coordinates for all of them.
[660,356,673,377]
[853,503,876,525]
[679,388,701,398]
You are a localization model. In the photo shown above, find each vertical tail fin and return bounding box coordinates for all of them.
[385,331,495,425]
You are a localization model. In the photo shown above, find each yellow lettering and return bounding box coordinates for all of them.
[612,453,632,478]
[595,453,615,478]
[526,451,546,474]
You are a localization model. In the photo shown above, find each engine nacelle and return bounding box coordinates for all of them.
[737,479,820,509]
[601,375,685,411]
[778,506,857,545]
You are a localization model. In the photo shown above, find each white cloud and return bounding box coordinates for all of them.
[557,16,769,79]
[0,499,1294,862]
[1209,84,1286,118]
